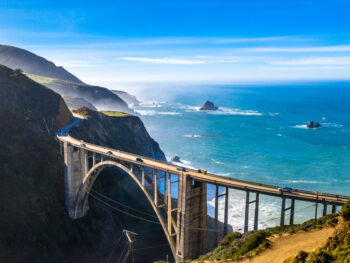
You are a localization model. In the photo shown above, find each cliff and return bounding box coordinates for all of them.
[111,89,141,106]
[70,107,166,161]
[0,65,170,262]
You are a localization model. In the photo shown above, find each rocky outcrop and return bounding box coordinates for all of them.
[171,155,181,163]
[63,95,97,111]
[200,100,218,111]
[307,120,322,129]
[70,107,166,161]
[111,90,140,106]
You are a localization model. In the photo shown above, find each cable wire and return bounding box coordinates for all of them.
[88,187,158,219]
[88,191,161,224]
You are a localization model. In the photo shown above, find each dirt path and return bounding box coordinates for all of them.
[235,227,335,263]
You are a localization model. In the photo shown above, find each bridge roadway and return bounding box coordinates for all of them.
[58,134,349,205]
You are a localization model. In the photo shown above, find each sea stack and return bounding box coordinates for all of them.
[171,155,181,163]
[199,100,218,111]
[307,120,322,128]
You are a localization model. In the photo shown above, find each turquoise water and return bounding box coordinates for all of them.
[134,82,350,230]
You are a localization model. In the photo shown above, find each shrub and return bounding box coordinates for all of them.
[341,200,350,220]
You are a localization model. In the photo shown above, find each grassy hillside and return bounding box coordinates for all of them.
[0,44,83,83]
[27,73,132,113]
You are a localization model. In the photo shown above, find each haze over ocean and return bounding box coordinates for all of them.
[135,82,350,230]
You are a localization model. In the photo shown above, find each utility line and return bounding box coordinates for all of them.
[88,187,158,219]
[105,234,124,263]
[88,191,161,224]
[117,242,129,263]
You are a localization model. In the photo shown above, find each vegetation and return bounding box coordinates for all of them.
[284,200,350,263]
[101,111,130,117]
[26,73,58,84]
[193,212,339,262]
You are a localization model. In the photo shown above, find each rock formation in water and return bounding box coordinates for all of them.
[200,100,218,111]
[171,155,181,163]
[307,120,322,128]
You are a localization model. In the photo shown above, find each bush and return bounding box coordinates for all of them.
[295,251,309,262]
[237,231,268,256]
[306,251,333,263]
[341,200,350,220]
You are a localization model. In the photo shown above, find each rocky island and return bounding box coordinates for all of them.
[307,120,322,128]
[199,100,218,111]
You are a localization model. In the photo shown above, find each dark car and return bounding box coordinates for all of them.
[80,143,86,147]
[107,151,113,155]
[177,167,187,172]
[136,157,143,162]
[197,169,207,174]
[278,187,293,193]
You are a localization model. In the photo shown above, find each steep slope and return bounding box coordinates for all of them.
[0,66,171,262]
[0,45,83,83]
[70,107,166,161]
[63,95,97,111]
[27,73,132,113]
[111,89,141,106]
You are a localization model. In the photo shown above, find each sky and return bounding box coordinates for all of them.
[1,0,350,89]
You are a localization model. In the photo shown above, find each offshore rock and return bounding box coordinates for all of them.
[200,100,218,111]
[171,155,181,163]
[307,120,322,129]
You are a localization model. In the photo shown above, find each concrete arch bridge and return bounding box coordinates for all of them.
[57,135,349,262]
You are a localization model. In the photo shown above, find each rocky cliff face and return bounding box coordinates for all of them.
[0,67,170,262]
[70,107,166,161]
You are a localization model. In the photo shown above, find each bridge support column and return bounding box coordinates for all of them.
[64,144,89,219]
[64,142,75,218]
[176,175,207,262]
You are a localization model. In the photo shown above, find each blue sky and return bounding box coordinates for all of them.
[1,0,350,88]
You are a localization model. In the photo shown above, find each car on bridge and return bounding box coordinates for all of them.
[278,187,294,193]
[197,169,207,174]
[107,151,113,155]
[80,143,86,147]
[177,167,187,172]
[136,157,143,162]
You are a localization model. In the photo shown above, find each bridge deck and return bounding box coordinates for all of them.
[57,135,349,205]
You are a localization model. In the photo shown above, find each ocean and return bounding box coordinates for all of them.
[133,82,350,231]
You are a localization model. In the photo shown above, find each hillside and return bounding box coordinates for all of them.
[26,73,133,113]
[0,65,172,262]
[0,45,83,83]
[111,89,141,106]
[71,107,166,160]
[63,95,97,111]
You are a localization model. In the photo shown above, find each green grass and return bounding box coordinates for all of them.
[25,73,58,84]
[193,213,339,262]
[101,111,130,117]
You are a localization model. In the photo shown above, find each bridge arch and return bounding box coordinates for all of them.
[73,160,176,256]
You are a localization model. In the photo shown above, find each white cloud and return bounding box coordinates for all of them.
[244,45,350,53]
[271,56,350,66]
[120,57,206,64]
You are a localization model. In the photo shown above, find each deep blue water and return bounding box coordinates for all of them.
[134,82,350,230]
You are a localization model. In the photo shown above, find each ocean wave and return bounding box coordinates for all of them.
[320,122,343,128]
[208,191,281,231]
[209,107,263,116]
[269,112,280,116]
[137,110,181,116]
[211,159,224,165]
[286,180,330,184]
[183,134,201,138]
[294,125,308,129]
[277,133,283,137]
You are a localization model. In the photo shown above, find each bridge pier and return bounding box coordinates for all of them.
[243,191,260,232]
[176,175,207,262]
[280,197,295,226]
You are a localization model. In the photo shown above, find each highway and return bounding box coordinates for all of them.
[57,133,349,205]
